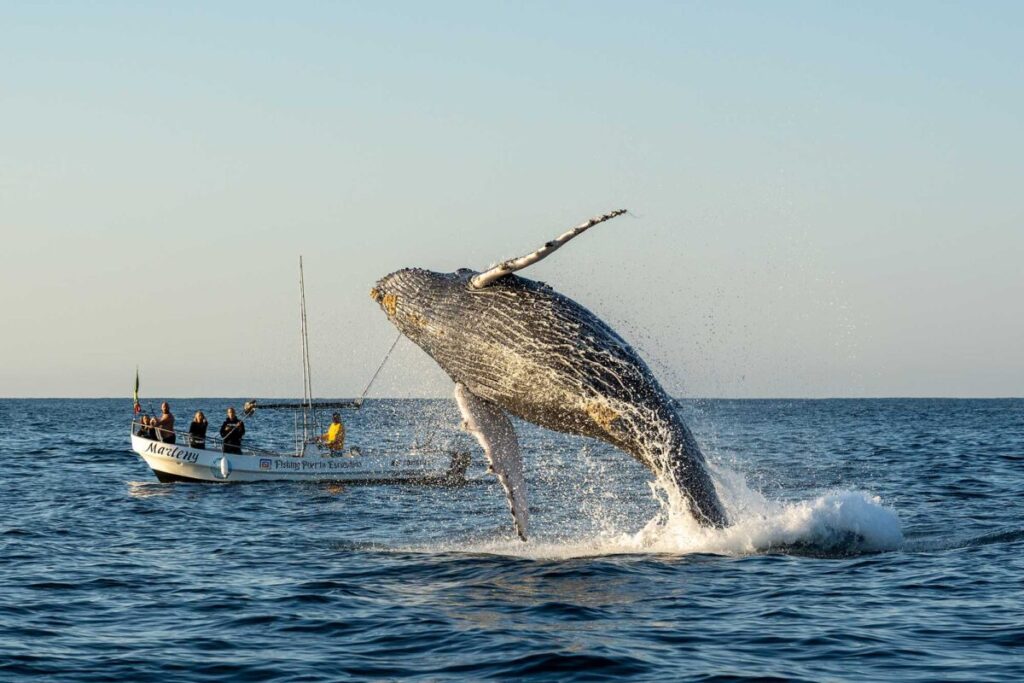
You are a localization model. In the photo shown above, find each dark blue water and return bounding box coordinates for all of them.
[1,398,1022,680]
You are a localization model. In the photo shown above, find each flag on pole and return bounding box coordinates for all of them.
[133,367,141,414]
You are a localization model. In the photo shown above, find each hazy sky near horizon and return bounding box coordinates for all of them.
[2,2,1022,399]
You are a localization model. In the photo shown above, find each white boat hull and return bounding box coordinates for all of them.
[130,434,467,484]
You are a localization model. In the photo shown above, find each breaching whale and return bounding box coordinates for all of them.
[370,210,727,539]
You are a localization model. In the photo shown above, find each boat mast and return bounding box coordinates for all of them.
[299,255,314,442]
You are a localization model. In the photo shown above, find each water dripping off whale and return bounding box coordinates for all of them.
[370,210,727,539]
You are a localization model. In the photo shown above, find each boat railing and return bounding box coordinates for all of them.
[130,420,293,458]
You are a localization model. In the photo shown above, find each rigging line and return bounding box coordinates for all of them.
[355,332,402,406]
[299,255,321,439]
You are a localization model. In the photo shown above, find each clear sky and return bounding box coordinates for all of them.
[2,2,1021,398]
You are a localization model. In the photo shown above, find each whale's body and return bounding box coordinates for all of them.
[371,212,727,538]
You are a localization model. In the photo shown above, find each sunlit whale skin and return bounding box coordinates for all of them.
[370,212,727,538]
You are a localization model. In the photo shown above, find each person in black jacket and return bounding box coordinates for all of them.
[137,415,157,439]
[219,407,246,454]
[189,411,208,450]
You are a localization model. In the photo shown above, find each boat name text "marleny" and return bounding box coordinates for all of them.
[145,442,200,463]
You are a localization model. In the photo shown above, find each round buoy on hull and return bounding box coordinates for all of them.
[211,457,232,480]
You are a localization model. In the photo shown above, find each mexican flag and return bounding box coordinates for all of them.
[133,367,141,414]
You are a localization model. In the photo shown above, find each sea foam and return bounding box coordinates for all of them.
[443,463,904,560]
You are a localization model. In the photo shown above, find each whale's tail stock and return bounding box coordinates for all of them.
[668,447,730,528]
[618,405,729,529]
[638,426,729,528]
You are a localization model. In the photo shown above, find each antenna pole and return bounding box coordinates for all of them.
[299,255,313,442]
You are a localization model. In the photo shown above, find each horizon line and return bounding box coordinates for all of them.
[2,395,1021,401]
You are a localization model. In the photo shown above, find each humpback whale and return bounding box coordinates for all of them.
[371,210,727,539]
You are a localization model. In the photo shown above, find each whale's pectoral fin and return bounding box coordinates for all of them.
[454,383,528,541]
[470,209,627,288]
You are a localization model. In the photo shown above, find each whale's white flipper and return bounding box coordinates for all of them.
[470,209,627,289]
[454,383,528,541]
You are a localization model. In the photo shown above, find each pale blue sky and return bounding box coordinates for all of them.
[2,2,1021,398]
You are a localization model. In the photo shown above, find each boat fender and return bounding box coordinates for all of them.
[220,456,232,479]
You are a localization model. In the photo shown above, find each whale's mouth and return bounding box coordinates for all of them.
[370,271,404,319]
[370,287,398,317]
[381,293,398,317]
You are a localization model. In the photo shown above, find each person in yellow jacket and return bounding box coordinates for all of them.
[322,412,345,451]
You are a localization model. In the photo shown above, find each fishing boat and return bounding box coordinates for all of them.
[128,428,469,484]
[129,257,469,485]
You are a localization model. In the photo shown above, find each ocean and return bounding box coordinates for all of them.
[1,398,1021,680]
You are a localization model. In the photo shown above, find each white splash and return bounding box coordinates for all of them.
[434,462,903,561]
[629,465,905,556]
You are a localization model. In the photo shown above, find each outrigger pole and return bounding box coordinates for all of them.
[244,398,359,416]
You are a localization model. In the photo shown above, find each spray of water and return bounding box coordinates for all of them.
[631,463,904,556]
[398,380,903,560]
[420,450,903,561]
[620,407,903,557]
[462,497,899,561]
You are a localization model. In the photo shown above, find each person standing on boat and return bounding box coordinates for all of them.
[321,412,346,451]
[189,411,208,450]
[220,407,246,454]
[155,402,175,444]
